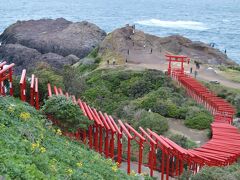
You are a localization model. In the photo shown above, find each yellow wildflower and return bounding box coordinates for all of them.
[130,170,136,176]
[31,142,40,150]
[40,147,46,153]
[50,164,57,172]
[7,105,14,112]
[31,143,38,149]
[76,162,83,168]
[66,168,73,175]
[112,165,118,172]
[56,129,62,135]
[19,112,31,120]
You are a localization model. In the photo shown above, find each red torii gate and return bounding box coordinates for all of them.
[165,54,190,75]
[0,63,14,96]
[19,69,39,109]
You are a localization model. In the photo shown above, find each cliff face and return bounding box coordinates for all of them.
[0,18,106,74]
[99,26,236,65]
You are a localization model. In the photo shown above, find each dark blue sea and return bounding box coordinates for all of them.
[0,0,239,64]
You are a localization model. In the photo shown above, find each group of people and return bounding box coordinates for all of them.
[210,43,227,54]
[189,61,201,78]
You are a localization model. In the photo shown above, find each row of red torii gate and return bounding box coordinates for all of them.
[0,55,239,180]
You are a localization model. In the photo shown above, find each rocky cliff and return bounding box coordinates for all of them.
[99,26,236,65]
[0,18,106,74]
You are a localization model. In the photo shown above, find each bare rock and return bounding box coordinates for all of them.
[0,18,106,58]
[99,26,237,66]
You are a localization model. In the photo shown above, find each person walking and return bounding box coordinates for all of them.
[107,60,109,65]
[143,44,146,49]
[224,49,227,54]
[150,48,152,54]
[125,58,128,64]
[194,70,198,78]
[127,49,130,55]
[113,58,116,65]
[190,67,193,74]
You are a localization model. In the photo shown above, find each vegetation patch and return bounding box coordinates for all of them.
[205,82,240,117]
[42,95,93,132]
[0,96,137,179]
[181,161,240,180]
[184,107,213,130]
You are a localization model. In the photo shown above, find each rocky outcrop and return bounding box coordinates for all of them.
[0,44,80,74]
[0,18,106,73]
[0,18,106,58]
[0,44,41,74]
[99,26,237,65]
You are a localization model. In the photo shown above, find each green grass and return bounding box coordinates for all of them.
[219,68,240,83]
[0,96,139,180]
[181,161,240,180]
[204,82,240,117]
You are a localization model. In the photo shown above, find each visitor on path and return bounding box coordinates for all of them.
[125,58,128,64]
[127,49,130,55]
[190,67,193,74]
[113,58,116,65]
[150,48,152,54]
[107,60,109,65]
[195,61,200,69]
[143,44,146,49]
[133,41,134,46]
[224,49,227,54]
[194,70,198,78]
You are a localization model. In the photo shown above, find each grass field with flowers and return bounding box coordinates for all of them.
[0,96,147,179]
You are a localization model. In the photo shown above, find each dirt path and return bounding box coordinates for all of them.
[121,42,240,89]
[167,118,209,146]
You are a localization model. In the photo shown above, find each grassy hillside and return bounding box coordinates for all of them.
[181,162,240,180]
[0,96,138,180]
[63,62,213,132]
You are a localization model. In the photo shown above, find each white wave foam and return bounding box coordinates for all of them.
[135,19,208,31]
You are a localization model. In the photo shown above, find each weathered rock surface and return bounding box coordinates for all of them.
[99,26,236,65]
[0,44,41,74]
[0,18,106,73]
[0,18,106,58]
[0,44,79,74]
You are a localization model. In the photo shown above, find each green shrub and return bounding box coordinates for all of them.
[132,111,168,135]
[189,162,240,180]
[184,107,213,130]
[42,95,93,132]
[31,62,64,103]
[87,47,99,58]
[169,134,197,149]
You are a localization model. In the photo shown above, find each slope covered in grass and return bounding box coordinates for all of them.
[64,64,213,132]
[0,96,136,180]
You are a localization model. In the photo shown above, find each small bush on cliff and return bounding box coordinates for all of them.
[32,62,64,102]
[126,110,168,135]
[169,134,197,149]
[42,95,93,132]
[187,161,240,180]
[184,107,213,130]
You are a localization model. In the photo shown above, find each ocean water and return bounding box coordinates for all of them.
[0,0,239,64]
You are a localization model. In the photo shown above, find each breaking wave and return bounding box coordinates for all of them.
[135,19,209,31]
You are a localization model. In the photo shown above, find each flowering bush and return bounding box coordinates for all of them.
[42,95,93,132]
